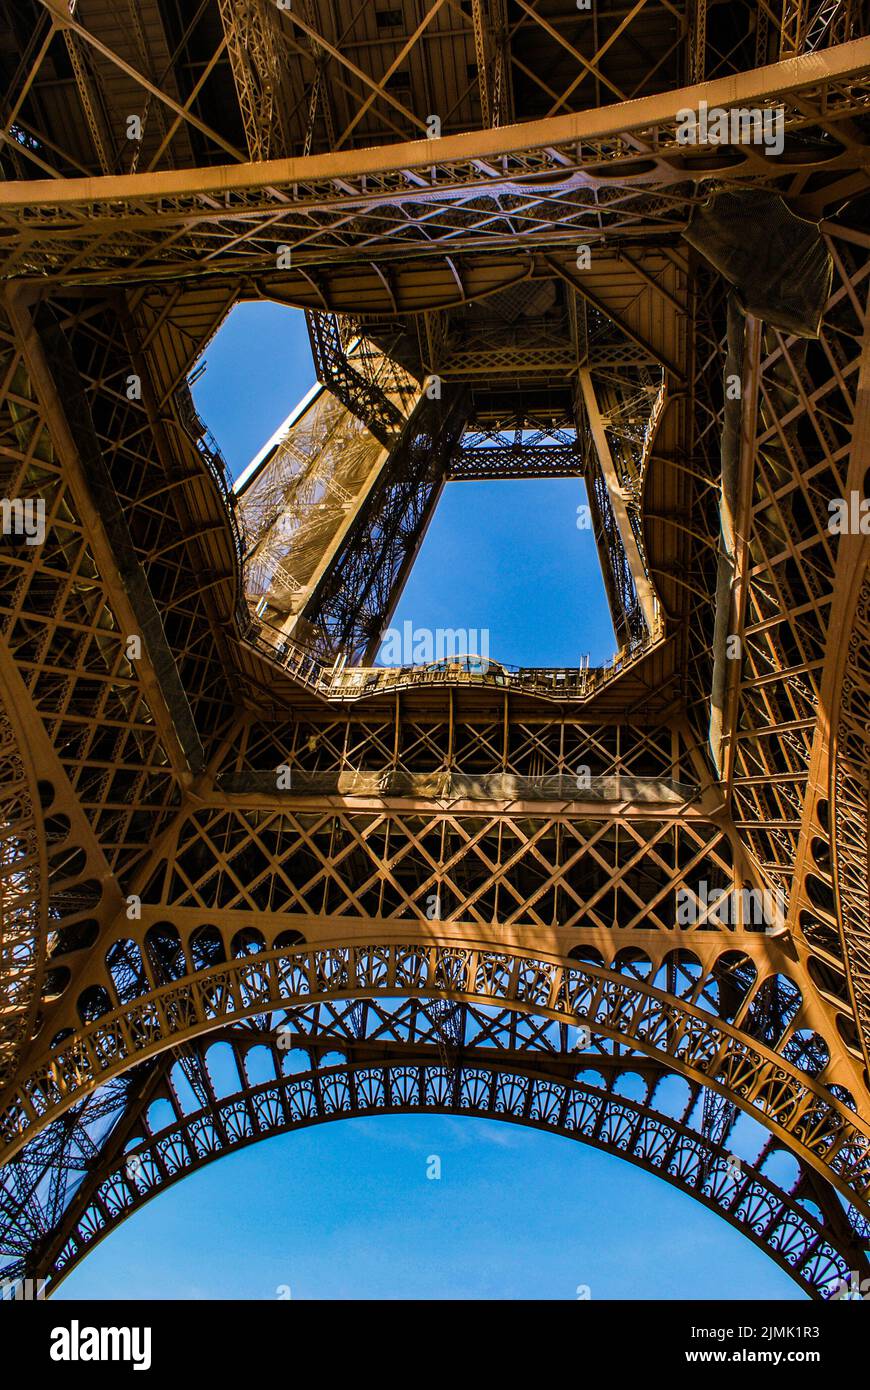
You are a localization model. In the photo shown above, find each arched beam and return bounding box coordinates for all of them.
[29,1047,862,1300]
[0,41,867,286]
[3,941,869,1212]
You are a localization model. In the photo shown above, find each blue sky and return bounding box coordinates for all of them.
[57,1117,797,1300]
[387,476,615,668]
[56,302,802,1300]
[194,300,616,667]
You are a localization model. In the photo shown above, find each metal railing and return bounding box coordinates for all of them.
[243,612,664,703]
[173,378,253,636]
[170,377,663,706]
[173,379,247,575]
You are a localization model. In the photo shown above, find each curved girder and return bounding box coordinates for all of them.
[20,1030,862,1300]
[718,232,870,1082]
[833,566,870,1069]
[1,41,868,289]
[4,940,870,1214]
[0,664,46,1087]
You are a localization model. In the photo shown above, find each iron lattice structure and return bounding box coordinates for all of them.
[0,0,868,1300]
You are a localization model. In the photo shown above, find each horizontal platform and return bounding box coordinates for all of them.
[216,770,699,805]
[447,445,583,479]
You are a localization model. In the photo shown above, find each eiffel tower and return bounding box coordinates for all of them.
[0,0,868,1300]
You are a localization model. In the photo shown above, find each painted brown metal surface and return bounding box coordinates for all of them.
[0,0,868,1298]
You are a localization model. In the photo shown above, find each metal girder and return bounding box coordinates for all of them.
[5,293,203,783]
[580,368,659,634]
[0,41,868,285]
[61,27,113,175]
[0,649,47,1088]
[813,303,870,1068]
[690,0,707,84]
[0,0,869,1303]
[305,312,409,444]
[471,0,512,128]
[709,301,761,779]
[8,1029,866,1299]
[3,933,869,1221]
[35,0,245,164]
[448,442,583,479]
[298,389,469,663]
[217,0,291,162]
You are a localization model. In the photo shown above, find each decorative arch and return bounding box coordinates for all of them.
[29,1037,861,1300]
[4,940,870,1216]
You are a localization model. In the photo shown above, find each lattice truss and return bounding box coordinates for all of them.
[239,250,681,666]
[2,943,870,1295]
[240,384,406,624]
[726,235,869,895]
[2,1016,866,1299]
[0,1,865,283]
[710,231,870,1102]
[0,0,868,1301]
[449,416,582,481]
